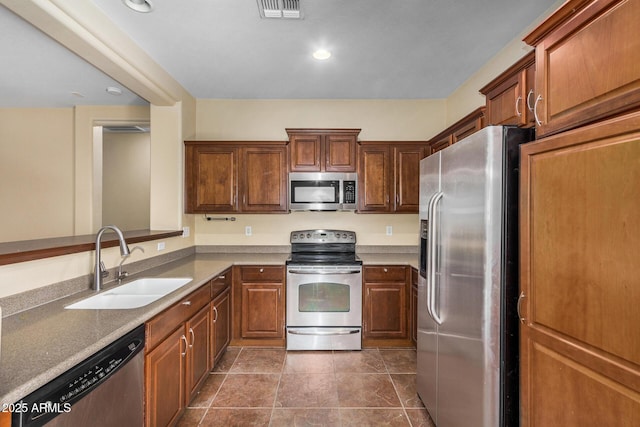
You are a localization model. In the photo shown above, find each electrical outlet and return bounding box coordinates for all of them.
[182,226,190,237]
[245,226,252,236]
[386,225,393,236]
[157,242,165,251]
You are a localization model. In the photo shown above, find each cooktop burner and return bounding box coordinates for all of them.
[287,229,361,266]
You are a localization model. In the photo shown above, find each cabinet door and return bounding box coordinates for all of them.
[145,327,186,427]
[185,305,210,403]
[393,144,426,212]
[429,135,451,154]
[362,266,410,345]
[452,118,483,144]
[325,133,357,172]
[358,144,391,212]
[519,112,640,426]
[485,71,525,126]
[526,0,640,137]
[184,144,237,213]
[241,283,284,339]
[364,283,407,339]
[289,133,322,172]
[241,146,288,212]
[211,288,231,366]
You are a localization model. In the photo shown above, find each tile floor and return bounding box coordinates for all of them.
[177,347,436,427]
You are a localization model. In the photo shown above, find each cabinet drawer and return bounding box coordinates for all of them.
[211,268,232,299]
[146,285,211,350]
[364,266,407,282]
[241,266,283,282]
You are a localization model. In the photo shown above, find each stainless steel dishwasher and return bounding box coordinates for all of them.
[12,325,145,427]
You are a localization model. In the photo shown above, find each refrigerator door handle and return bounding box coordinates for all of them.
[429,191,444,325]
[424,192,437,320]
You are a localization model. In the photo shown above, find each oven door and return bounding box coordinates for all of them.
[286,265,362,350]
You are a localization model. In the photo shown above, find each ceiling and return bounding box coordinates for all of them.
[1,0,558,107]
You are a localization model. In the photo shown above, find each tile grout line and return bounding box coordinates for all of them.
[196,347,243,426]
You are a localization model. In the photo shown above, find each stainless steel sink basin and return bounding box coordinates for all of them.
[65,277,192,309]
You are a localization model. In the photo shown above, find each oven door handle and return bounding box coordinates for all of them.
[287,269,361,275]
[287,328,360,336]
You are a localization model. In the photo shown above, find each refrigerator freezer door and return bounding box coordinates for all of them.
[417,152,441,423]
[436,126,505,427]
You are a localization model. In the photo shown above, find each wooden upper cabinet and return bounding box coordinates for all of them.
[184,141,288,213]
[287,128,360,172]
[524,0,640,137]
[358,143,391,212]
[481,51,535,127]
[358,141,427,213]
[393,144,427,212]
[184,143,237,213]
[427,107,485,154]
[240,145,288,212]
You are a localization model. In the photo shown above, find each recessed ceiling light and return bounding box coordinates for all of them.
[313,49,331,60]
[106,86,123,96]
[123,0,154,13]
[71,91,85,98]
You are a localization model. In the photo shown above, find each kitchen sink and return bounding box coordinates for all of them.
[65,277,192,309]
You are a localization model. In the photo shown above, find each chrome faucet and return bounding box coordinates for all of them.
[94,225,130,291]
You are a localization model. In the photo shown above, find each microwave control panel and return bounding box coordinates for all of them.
[343,181,356,204]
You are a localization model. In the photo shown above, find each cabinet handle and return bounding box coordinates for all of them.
[189,328,194,348]
[517,291,526,324]
[259,268,264,273]
[213,306,218,323]
[180,335,188,357]
[219,275,226,279]
[182,301,191,306]
[533,94,543,126]
[526,89,534,112]
[383,268,388,273]
[515,96,522,117]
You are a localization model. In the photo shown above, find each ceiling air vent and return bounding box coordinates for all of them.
[257,0,302,19]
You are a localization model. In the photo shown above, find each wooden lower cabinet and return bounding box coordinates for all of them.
[185,306,210,402]
[231,265,285,346]
[519,112,640,426]
[362,266,412,347]
[145,327,185,427]
[145,285,212,427]
[410,267,418,347]
[211,288,230,366]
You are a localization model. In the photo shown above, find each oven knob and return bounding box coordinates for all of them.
[306,233,311,238]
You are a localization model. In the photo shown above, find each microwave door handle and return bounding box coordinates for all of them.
[430,192,444,325]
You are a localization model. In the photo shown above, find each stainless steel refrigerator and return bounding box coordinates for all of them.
[417,125,533,426]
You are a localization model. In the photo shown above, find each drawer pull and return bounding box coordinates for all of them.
[219,275,226,279]
[259,268,264,273]
[182,301,192,306]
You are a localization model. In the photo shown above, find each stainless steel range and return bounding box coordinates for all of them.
[286,229,362,350]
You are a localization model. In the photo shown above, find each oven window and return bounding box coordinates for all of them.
[298,282,350,312]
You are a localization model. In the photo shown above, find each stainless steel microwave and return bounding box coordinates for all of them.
[288,172,357,211]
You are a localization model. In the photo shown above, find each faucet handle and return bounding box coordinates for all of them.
[99,261,109,279]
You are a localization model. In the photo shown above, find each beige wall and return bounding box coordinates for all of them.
[443,0,565,128]
[0,108,75,242]
[102,132,151,230]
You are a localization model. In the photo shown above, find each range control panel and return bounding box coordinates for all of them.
[290,229,356,244]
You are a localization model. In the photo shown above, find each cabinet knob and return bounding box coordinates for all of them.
[383,268,388,273]
[259,268,264,273]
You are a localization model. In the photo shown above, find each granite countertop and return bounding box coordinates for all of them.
[0,250,417,405]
